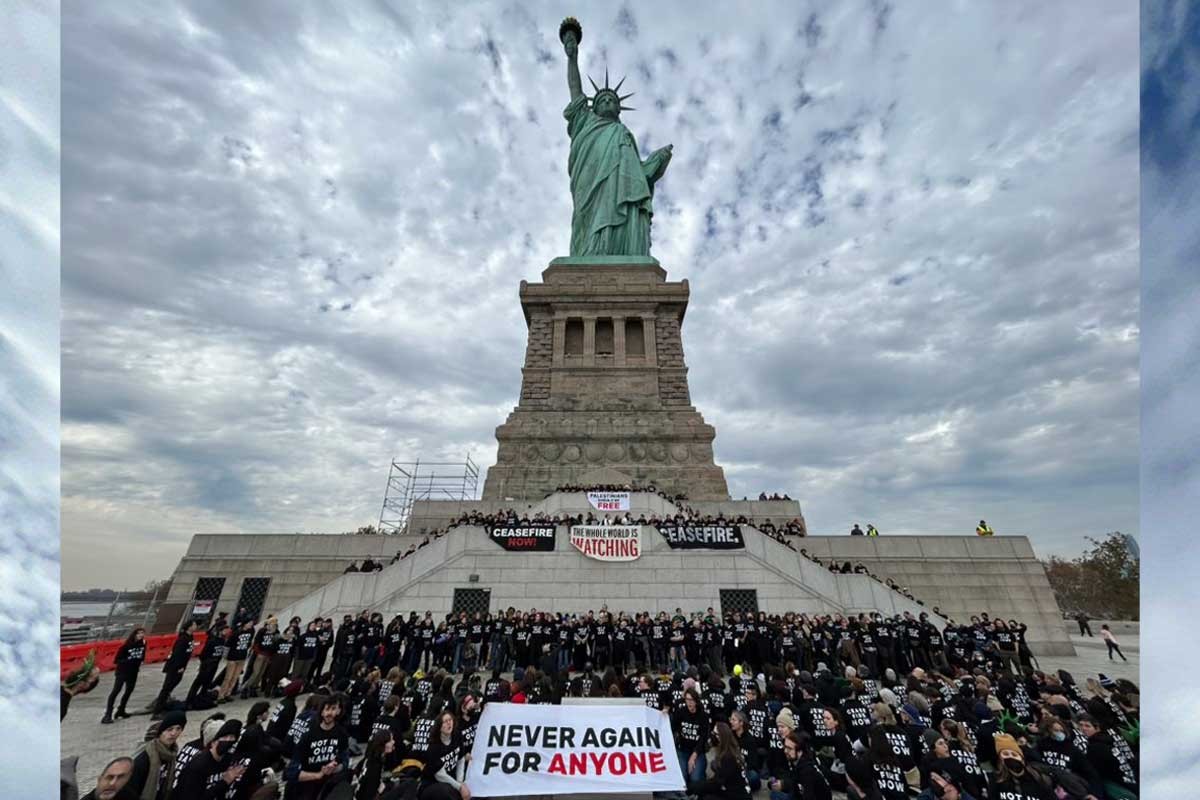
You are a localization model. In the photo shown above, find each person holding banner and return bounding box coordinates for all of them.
[672,688,710,783]
[420,710,470,800]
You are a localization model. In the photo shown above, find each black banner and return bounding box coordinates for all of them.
[655,524,745,550]
[486,524,557,552]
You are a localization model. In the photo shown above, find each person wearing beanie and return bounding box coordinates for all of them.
[173,720,244,800]
[764,707,798,777]
[987,732,1056,799]
[129,710,185,800]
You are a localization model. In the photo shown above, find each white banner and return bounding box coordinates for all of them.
[570,525,641,561]
[587,491,631,511]
[465,702,684,796]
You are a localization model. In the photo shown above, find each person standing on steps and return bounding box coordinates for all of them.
[1100,625,1128,661]
[102,627,146,724]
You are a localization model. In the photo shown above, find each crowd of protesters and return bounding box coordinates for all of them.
[64,603,1138,800]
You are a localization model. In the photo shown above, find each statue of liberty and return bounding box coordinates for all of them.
[559,17,673,257]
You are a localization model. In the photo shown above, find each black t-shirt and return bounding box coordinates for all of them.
[298,632,319,659]
[229,631,253,661]
[116,641,146,670]
[671,706,710,755]
[421,733,463,782]
[295,723,349,776]
[171,749,227,800]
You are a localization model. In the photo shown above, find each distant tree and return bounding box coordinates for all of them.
[352,525,381,536]
[1042,532,1139,620]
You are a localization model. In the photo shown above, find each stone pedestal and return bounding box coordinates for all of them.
[482,258,730,501]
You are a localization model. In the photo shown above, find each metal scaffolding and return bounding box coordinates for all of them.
[378,455,480,534]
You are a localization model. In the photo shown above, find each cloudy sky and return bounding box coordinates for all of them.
[1139,0,1199,795]
[1,2,60,795]
[60,1,1140,590]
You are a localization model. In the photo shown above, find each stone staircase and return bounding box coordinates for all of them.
[274,522,945,627]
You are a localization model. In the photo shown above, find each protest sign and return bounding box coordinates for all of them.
[655,524,746,550]
[465,702,684,796]
[486,524,557,552]
[570,525,641,561]
[587,491,631,511]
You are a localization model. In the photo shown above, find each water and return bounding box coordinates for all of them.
[61,601,129,620]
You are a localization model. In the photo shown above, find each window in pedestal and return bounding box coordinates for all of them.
[595,318,614,355]
[565,318,584,355]
[625,318,645,357]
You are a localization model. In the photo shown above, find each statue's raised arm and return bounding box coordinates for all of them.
[557,17,670,258]
[561,18,583,102]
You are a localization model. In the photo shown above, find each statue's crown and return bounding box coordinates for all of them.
[588,69,635,112]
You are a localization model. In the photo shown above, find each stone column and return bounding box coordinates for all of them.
[552,318,566,367]
[613,315,626,367]
[583,317,596,366]
[642,315,657,367]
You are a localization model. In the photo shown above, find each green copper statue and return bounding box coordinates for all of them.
[560,17,673,257]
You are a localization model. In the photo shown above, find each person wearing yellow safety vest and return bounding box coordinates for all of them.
[865,524,879,537]
[975,519,994,536]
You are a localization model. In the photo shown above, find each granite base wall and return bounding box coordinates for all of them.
[161,530,1072,657]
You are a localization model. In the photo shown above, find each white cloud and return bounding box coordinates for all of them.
[61,1,1137,593]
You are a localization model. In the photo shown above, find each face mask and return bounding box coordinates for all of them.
[1002,757,1024,773]
[216,740,234,757]
[1051,731,1066,742]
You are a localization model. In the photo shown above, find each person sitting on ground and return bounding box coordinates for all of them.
[344,562,359,573]
[129,710,187,800]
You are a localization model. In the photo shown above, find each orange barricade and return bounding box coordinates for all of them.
[61,632,208,679]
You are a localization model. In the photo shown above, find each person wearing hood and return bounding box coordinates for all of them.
[172,719,245,800]
[769,731,832,800]
[986,733,1055,800]
[128,710,186,800]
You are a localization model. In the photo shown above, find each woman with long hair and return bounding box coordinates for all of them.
[102,626,146,723]
[690,721,751,800]
[355,729,395,800]
[672,687,710,783]
[419,710,469,800]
